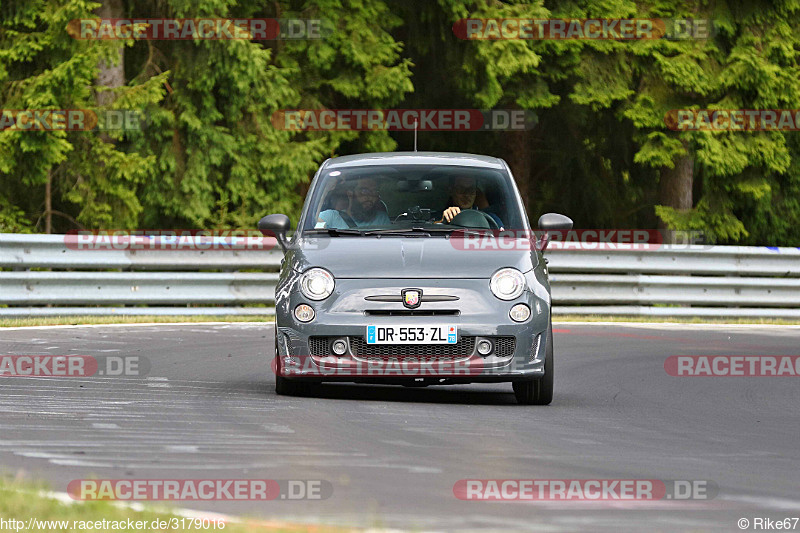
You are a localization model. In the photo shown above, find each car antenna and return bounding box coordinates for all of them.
[413,118,418,152]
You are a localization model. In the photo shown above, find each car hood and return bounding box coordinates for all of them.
[288,236,536,278]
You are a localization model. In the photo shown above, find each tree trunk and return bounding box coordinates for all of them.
[658,140,693,242]
[504,129,532,215]
[44,169,52,234]
[96,0,125,107]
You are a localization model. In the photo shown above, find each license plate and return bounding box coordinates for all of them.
[366,325,457,344]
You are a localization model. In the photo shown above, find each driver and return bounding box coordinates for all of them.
[437,176,503,227]
[317,177,390,229]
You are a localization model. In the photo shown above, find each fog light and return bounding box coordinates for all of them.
[332,339,347,355]
[294,304,315,322]
[509,304,531,322]
[477,339,493,356]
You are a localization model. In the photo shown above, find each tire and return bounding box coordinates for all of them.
[275,373,304,396]
[513,321,554,405]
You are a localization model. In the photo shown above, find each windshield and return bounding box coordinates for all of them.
[300,164,526,233]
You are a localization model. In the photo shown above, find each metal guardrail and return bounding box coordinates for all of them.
[0,233,281,317]
[0,233,282,270]
[545,245,800,276]
[0,272,277,305]
[545,244,800,318]
[1,233,799,318]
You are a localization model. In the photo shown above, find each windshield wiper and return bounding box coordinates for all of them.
[306,226,487,237]
[361,227,432,236]
[363,226,492,237]
[304,228,364,236]
[418,226,490,236]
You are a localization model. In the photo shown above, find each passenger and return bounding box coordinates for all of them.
[323,186,350,212]
[317,177,390,229]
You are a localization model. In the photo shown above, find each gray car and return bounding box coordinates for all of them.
[258,152,572,404]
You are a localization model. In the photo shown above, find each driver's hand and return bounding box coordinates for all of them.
[443,206,461,222]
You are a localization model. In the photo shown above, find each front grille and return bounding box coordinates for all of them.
[308,336,330,356]
[494,336,516,358]
[309,335,516,360]
[530,333,541,362]
[350,336,476,361]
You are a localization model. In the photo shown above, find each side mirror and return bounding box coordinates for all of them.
[538,213,573,231]
[258,214,291,252]
[536,213,572,251]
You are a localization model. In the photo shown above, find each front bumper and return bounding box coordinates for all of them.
[274,275,551,384]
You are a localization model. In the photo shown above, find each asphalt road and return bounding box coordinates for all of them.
[0,322,798,532]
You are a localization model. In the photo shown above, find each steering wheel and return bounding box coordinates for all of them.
[447,209,500,230]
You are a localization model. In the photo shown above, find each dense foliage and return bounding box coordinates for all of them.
[1,0,798,245]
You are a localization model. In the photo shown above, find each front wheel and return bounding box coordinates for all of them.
[276,373,305,396]
[513,322,554,405]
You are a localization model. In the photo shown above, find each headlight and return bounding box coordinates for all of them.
[299,268,334,300]
[490,268,526,300]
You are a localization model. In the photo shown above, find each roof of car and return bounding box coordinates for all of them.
[324,152,505,169]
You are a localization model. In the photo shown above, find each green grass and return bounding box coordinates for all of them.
[1,313,798,328]
[553,315,800,325]
[0,477,349,532]
[0,315,274,328]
